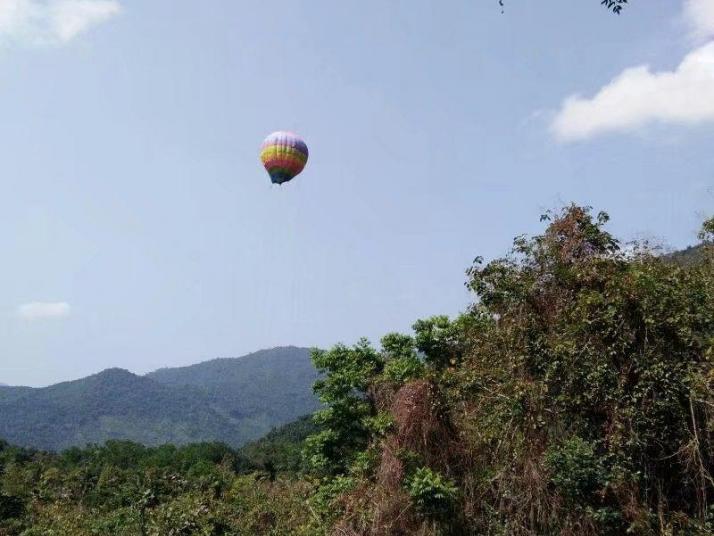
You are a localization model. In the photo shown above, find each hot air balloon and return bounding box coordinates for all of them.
[260,131,309,185]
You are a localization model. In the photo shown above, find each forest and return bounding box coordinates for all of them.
[1,205,713,535]
[0,347,320,452]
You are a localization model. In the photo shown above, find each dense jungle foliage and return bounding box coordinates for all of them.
[1,205,713,535]
[304,205,714,535]
[0,418,317,535]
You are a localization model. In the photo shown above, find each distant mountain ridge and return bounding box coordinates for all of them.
[666,244,708,266]
[0,347,320,451]
[147,347,319,426]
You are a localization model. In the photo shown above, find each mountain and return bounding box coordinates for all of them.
[147,346,320,427]
[666,243,708,266]
[0,369,237,451]
[0,347,320,451]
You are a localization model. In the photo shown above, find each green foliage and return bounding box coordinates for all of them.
[363,411,394,438]
[383,355,424,383]
[311,339,383,401]
[309,475,356,527]
[303,429,344,477]
[413,315,472,369]
[699,216,714,243]
[382,332,425,383]
[406,467,458,518]
[381,333,416,360]
[668,244,709,267]
[348,448,379,477]
[303,205,714,535]
[239,415,319,474]
[456,206,714,533]
[545,437,609,504]
[667,217,712,268]
[0,431,314,535]
[306,340,383,476]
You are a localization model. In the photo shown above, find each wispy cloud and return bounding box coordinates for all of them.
[17,302,71,320]
[551,0,714,142]
[0,0,120,46]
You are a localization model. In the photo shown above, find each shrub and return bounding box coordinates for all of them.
[545,436,608,503]
[406,467,458,518]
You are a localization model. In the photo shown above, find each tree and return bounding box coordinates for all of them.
[499,0,629,14]
[699,216,714,244]
[304,340,384,477]
[307,205,714,535]
[600,0,628,13]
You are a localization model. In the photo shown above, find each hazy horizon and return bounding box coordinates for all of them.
[2,0,713,387]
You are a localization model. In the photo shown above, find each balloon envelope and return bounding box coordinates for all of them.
[260,131,309,185]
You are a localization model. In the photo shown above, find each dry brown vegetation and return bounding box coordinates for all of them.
[307,207,714,535]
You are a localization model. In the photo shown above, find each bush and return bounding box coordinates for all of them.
[406,467,458,518]
[545,436,608,503]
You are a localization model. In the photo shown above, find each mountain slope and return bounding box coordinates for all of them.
[147,346,320,426]
[0,369,242,451]
[0,347,320,451]
[666,243,708,266]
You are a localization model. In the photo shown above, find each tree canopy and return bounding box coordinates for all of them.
[303,205,714,535]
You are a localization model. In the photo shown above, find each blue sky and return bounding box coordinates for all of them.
[1,0,713,386]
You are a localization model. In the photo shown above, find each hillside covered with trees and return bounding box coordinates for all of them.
[1,206,712,535]
[0,347,320,451]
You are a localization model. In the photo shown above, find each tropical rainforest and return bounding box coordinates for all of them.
[1,205,713,535]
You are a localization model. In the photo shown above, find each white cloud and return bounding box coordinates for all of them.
[551,0,714,142]
[684,0,714,41]
[17,302,71,320]
[0,0,120,46]
[551,42,714,142]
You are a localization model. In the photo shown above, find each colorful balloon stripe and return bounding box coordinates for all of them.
[260,145,308,159]
[260,131,308,185]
